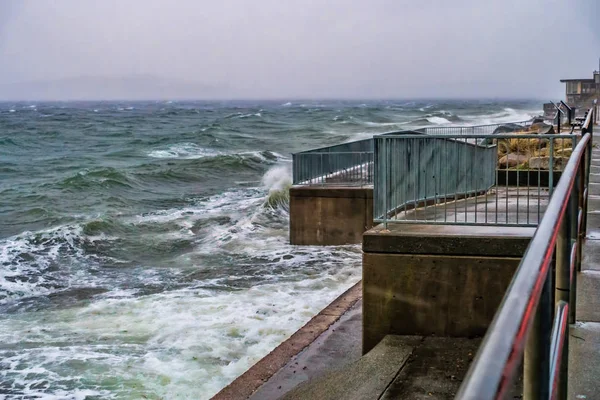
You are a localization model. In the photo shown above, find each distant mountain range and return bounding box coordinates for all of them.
[0,75,228,100]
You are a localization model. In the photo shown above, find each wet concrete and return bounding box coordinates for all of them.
[212,282,362,400]
[249,300,363,400]
[380,337,481,400]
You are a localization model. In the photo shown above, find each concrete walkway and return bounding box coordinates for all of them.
[569,136,600,399]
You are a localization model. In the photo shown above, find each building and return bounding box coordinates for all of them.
[560,68,600,113]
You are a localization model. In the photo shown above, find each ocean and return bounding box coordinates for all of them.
[0,99,542,399]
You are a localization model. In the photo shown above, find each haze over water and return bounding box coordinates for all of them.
[0,99,543,398]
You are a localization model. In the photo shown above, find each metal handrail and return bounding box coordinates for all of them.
[455,111,593,400]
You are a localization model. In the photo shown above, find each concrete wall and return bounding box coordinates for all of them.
[362,224,534,353]
[289,186,373,246]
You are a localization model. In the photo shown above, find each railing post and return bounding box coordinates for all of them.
[570,188,579,325]
[556,199,572,399]
[382,137,388,229]
[524,270,552,400]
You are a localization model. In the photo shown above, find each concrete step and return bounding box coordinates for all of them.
[576,270,600,322]
[281,335,419,400]
[281,335,484,400]
[588,183,600,197]
[569,322,600,400]
[582,239,600,270]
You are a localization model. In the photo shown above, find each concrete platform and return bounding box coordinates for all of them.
[364,223,535,257]
[386,186,549,226]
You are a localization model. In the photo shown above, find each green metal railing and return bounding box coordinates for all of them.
[423,119,532,135]
[374,133,578,226]
[291,118,558,189]
[292,138,374,186]
[454,108,594,400]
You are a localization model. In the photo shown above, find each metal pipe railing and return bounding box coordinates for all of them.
[373,133,578,226]
[454,107,594,400]
[292,138,374,186]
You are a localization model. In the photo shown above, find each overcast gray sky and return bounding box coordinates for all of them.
[0,0,598,100]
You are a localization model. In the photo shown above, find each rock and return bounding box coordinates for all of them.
[531,117,545,124]
[528,156,569,170]
[498,153,528,169]
[529,122,555,135]
[556,147,573,157]
[492,123,525,134]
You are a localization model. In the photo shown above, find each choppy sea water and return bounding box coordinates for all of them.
[0,100,542,399]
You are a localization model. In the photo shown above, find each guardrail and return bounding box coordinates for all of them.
[292,117,563,188]
[292,138,374,186]
[423,119,533,135]
[454,108,594,400]
[374,132,579,226]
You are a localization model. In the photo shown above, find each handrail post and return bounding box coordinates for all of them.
[556,196,573,398]
[524,270,552,400]
[382,137,388,229]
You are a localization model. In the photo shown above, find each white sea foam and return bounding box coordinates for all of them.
[0,225,89,303]
[0,165,360,398]
[361,121,407,127]
[427,116,452,125]
[147,143,220,159]
[0,259,359,398]
[282,102,292,106]
[460,107,538,126]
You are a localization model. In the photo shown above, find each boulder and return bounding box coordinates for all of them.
[529,122,555,135]
[528,156,569,170]
[493,123,526,134]
[498,153,528,169]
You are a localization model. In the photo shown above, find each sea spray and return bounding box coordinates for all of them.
[262,165,292,210]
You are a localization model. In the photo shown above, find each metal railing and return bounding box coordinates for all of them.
[422,119,533,135]
[455,108,594,400]
[374,133,579,226]
[291,117,567,188]
[292,138,374,186]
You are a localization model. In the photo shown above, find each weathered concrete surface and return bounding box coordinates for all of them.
[569,322,600,400]
[275,335,488,400]
[212,282,362,400]
[281,335,421,400]
[362,253,520,353]
[289,186,373,245]
[380,337,480,400]
[363,223,534,257]
[249,300,363,400]
[575,270,600,322]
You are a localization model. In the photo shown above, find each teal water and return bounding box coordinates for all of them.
[0,100,542,399]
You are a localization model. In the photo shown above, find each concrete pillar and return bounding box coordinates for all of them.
[362,224,534,353]
[289,186,373,246]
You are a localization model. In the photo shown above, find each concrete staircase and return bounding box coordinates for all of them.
[569,138,600,399]
[280,335,480,400]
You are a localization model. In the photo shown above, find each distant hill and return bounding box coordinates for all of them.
[0,75,228,100]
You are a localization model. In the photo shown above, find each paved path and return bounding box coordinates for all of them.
[569,134,600,399]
